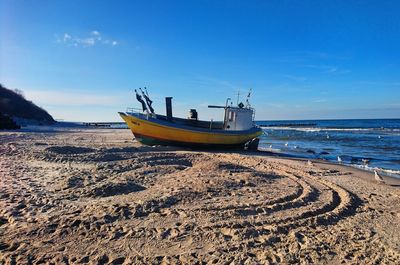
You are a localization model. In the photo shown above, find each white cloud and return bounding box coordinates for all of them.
[63,33,71,42]
[78,37,96,46]
[283,74,307,82]
[302,64,350,75]
[19,88,151,122]
[358,81,400,87]
[56,30,118,47]
[90,30,101,41]
[24,89,127,106]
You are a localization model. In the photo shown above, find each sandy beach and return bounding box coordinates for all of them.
[1,127,400,264]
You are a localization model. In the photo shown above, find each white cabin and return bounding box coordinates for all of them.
[224,107,254,131]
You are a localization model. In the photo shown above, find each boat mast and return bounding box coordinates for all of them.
[245,88,252,108]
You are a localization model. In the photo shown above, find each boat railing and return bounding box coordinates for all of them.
[126,107,143,114]
[126,107,155,120]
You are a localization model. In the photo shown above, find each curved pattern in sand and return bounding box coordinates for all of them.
[1,131,400,264]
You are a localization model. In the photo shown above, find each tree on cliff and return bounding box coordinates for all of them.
[0,83,55,124]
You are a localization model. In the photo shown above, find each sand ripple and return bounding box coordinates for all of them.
[1,129,400,264]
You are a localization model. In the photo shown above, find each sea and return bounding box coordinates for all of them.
[256,119,400,179]
[93,118,400,178]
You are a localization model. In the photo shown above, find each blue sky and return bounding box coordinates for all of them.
[1,0,399,122]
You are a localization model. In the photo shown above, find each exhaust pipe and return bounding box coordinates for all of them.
[165,97,173,121]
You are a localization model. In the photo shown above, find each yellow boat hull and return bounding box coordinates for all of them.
[119,112,262,148]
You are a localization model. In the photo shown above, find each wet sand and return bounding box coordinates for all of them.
[1,127,400,264]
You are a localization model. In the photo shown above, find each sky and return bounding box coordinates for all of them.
[1,0,400,122]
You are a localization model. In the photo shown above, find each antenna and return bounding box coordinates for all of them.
[236,90,240,105]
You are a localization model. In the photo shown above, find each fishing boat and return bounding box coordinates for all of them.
[119,90,262,149]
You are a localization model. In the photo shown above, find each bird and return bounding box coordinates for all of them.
[285,142,289,147]
[362,159,370,165]
[378,135,382,139]
[337,156,342,163]
[307,160,313,166]
[374,170,385,184]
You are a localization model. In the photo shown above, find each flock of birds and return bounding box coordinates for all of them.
[267,132,388,185]
[306,158,385,184]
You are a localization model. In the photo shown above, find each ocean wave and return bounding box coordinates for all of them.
[258,147,400,178]
[258,147,282,153]
[350,164,400,178]
[261,126,400,133]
